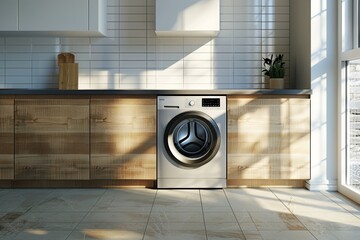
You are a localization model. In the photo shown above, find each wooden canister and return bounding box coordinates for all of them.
[59,63,78,90]
[58,53,78,90]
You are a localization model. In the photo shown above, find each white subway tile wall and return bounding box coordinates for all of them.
[0,0,289,89]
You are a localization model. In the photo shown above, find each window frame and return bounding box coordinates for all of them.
[338,0,360,203]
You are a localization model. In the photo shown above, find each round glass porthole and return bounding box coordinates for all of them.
[164,111,221,168]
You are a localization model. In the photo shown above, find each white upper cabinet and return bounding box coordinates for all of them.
[0,0,107,36]
[19,0,89,31]
[0,0,18,31]
[156,0,219,36]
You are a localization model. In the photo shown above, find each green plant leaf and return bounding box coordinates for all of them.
[262,54,285,78]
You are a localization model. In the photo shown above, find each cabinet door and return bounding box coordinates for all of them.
[0,99,14,179]
[156,0,219,36]
[0,0,18,31]
[228,97,310,180]
[91,98,156,180]
[15,99,90,180]
[19,0,88,31]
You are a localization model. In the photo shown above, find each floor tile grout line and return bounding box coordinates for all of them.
[199,189,208,240]
[4,189,55,238]
[268,188,319,240]
[222,189,249,240]
[4,188,360,240]
[141,189,158,240]
[319,190,360,220]
[64,188,107,240]
[0,189,53,240]
[22,189,55,214]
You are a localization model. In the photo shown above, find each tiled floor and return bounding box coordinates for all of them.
[0,188,359,240]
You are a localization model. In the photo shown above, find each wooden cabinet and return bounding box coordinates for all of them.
[15,99,90,180]
[90,98,156,180]
[0,0,106,36]
[0,94,311,187]
[12,96,156,182]
[228,97,310,180]
[0,99,14,179]
[0,0,18,31]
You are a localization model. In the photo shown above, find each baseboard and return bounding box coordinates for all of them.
[227,179,305,188]
[305,180,338,191]
[0,180,156,188]
[0,179,316,189]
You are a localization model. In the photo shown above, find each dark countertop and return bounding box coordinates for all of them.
[0,89,312,96]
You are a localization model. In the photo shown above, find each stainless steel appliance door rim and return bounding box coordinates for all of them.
[164,111,221,168]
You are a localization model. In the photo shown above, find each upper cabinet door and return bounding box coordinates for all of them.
[0,0,18,31]
[0,0,106,36]
[19,0,88,31]
[156,0,220,36]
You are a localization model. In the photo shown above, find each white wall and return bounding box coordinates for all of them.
[0,0,290,89]
[290,0,310,89]
[306,0,338,191]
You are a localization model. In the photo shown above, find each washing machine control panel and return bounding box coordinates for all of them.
[185,98,221,108]
[158,96,225,110]
[202,98,220,107]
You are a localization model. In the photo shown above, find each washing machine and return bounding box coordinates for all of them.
[157,95,227,188]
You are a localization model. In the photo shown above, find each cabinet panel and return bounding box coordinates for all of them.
[0,0,106,36]
[91,98,156,180]
[0,99,14,179]
[156,0,220,36]
[19,0,88,31]
[227,97,310,180]
[15,99,90,180]
[0,0,18,31]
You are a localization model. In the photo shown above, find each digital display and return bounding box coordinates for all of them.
[202,98,220,107]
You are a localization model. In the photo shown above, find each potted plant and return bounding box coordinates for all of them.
[262,54,285,89]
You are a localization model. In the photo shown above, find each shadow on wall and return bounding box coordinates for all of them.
[88,0,215,90]
[87,0,286,90]
[0,0,290,90]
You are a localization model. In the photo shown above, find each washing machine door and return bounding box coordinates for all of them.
[164,111,221,168]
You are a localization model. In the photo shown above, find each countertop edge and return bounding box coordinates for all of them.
[0,89,312,95]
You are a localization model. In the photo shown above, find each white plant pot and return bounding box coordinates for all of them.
[269,78,285,89]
